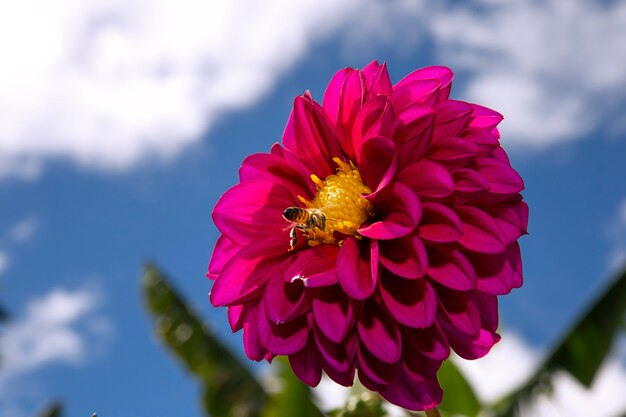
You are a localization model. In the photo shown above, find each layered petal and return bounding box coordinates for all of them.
[323,68,365,158]
[379,234,428,279]
[213,180,295,245]
[380,271,437,328]
[312,285,354,343]
[283,95,342,177]
[289,335,323,386]
[210,237,288,306]
[337,237,378,300]
[208,62,527,412]
[360,183,421,240]
[207,235,240,280]
[358,299,402,364]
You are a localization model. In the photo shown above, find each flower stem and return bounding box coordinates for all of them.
[425,407,441,417]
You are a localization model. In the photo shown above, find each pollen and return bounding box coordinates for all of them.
[299,158,373,246]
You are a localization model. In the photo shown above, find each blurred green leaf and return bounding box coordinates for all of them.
[260,357,325,417]
[548,266,626,386]
[35,402,62,417]
[142,263,267,417]
[494,266,626,417]
[438,359,480,417]
[328,389,387,417]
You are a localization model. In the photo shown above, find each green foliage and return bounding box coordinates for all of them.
[327,389,388,417]
[260,357,324,417]
[494,266,626,417]
[438,360,480,417]
[548,267,626,386]
[142,264,324,417]
[142,264,267,417]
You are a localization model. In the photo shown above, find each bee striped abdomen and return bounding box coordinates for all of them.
[282,207,310,224]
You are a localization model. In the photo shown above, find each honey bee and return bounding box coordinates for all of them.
[282,207,326,250]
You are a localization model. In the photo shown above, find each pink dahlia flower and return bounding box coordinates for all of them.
[208,61,528,411]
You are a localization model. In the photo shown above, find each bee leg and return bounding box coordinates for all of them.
[308,228,335,245]
[288,227,298,251]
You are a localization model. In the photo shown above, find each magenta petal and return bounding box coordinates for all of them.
[392,79,441,110]
[379,366,443,411]
[379,234,428,279]
[427,247,476,291]
[261,311,309,355]
[469,251,515,295]
[337,70,366,158]
[399,160,454,199]
[453,168,490,194]
[312,285,354,343]
[432,100,473,139]
[403,347,441,381]
[461,126,500,152]
[323,68,365,159]
[404,324,450,361]
[489,202,529,244]
[207,235,240,280]
[395,105,435,167]
[395,66,453,100]
[357,343,395,385]
[227,304,245,332]
[427,136,478,167]
[437,288,481,337]
[284,245,339,287]
[445,325,501,360]
[457,206,506,254]
[322,68,352,129]
[352,95,395,160]
[213,179,295,245]
[476,157,525,194]
[362,61,392,96]
[210,238,288,307]
[474,292,499,332]
[264,277,308,324]
[337,238,377,300]
[359,136,398,193]
[418,203,463,243]
[289,335,322,386]
[469,104,504,130]
[360,183,421,240]
[314,327,357,385]
[508,242,524,288]
[282,95,341,177]
[242,303,267,361]
[380,271,437,328]
[239,151,313,196]
[358,300,401,364]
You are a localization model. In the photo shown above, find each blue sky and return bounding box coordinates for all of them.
[1,1,626,416]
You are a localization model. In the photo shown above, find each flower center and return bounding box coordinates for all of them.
[295,158,373,247]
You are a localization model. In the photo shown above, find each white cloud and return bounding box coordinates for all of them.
[0,0,364,179]
[2,0,625,180]
[607,198,626,272]
[455,332,626,417]
[0,252,8,275]
[454,332,539,403]
[0,286,111,387]
[8,217,39,243]
[427,0,626,148]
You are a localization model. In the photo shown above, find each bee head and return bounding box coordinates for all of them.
[282,207,302,221]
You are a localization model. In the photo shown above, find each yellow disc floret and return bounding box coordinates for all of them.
[297,158,374,247]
